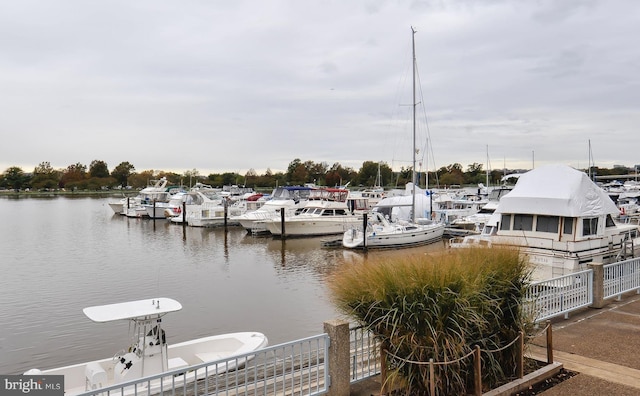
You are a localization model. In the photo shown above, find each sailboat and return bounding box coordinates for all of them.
[342,27,445,249]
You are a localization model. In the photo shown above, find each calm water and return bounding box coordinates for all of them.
[0,196,446,375]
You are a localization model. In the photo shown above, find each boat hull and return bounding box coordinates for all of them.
[343,223,445,249]
[266,217,361,237]
[28,332,268,396]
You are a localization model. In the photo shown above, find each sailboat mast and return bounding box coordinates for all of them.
[411,26,417,223]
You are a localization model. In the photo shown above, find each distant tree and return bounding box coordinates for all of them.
[128,170,156,189]
[307,161,328,185]
[31,161,60,190]
[291,163,309,185]
[244,168,257,187]
[111,161,135,187]
[2,166,29,191]
[439,163,465,186]
[286,159,303,184]
[358,161,392,187]
[89,160,110,178]
[60,163,87,188]
[465,162,485,184]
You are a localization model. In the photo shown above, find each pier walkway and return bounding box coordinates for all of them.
[528,291,640,395]
[351,291,640,395]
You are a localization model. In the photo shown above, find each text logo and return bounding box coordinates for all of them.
[1,375,63,396]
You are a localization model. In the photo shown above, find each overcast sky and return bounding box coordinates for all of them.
[2,0,639,177]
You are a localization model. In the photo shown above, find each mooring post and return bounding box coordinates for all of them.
[224,198,228,229]
[362,212,368,251]
[280,208,286,238]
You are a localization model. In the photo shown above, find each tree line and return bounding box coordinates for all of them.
[0,158,636,192]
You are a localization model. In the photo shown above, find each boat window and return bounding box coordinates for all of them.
[605,214,616,227]
[321,210,334,216]
[500,214,511,230]
[583,217,599,236]
[563,217,574,235]
[335,209,348,215]
[513,214,533,231]
[536,216,559,233]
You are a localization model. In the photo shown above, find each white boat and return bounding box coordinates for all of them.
[342,27,444,249]
[263,188,361,237]
[108,178,180,218]
[432,192,487,225]
[145,190,187,219]
[448,186,513,233]
[23,298,268,396]
[450,164,640,280]
[232,186,314,234]
[343,211,444,248]
[169,184,229,226]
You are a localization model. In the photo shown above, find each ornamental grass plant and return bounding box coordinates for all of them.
[329,247,535,395]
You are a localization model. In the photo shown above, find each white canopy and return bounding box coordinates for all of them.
[83,298,182,322]
[495,164,619,217]
[373,183,434,221]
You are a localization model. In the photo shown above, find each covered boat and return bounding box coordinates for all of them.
[450,164,640,280]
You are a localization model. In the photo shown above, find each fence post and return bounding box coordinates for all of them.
[324,319,350,396]
[380,341,388,395]
[546,320,554,364]
[429,358,435,396]
[517,331,524,378]
[588,262,605,308]
[474,345,482,396]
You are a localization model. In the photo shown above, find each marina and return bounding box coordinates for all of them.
[0,195,445,376]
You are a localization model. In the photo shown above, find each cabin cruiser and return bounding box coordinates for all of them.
[232,186,314,234]
[450,164,640,280]
[262,188,361,237]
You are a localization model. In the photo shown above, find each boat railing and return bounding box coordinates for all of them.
[77,334,330,396]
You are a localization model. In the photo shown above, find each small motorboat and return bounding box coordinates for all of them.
[24,298,268,396]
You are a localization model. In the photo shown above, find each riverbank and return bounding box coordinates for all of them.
[0,190,136,198]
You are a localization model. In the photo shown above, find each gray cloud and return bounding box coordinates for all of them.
[1,0,638,177]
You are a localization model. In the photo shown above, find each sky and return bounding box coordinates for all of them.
[1,0,639,177]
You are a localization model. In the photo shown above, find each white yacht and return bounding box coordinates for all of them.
[263,188,361,237]
[232,186,314,234]
[450,164,640,280]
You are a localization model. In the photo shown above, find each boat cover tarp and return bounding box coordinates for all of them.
[495,164,619,217]
[83,298,182,322]
[373,183,434,221]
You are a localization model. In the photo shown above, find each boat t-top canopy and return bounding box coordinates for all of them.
[83,298,182,323]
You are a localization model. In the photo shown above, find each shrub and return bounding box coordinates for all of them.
[329,247,534,395]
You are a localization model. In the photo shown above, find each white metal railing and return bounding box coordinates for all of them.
[349,325,381,383]
[77,334,329,396]
[604,257,640,300]
[525,269,593,322]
